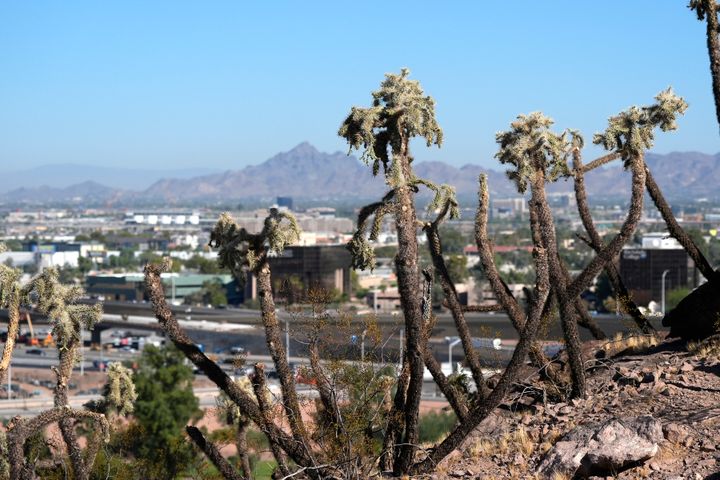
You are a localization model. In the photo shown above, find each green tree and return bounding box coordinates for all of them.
[445,255,468,284]
[437,226,467,254]
[131,344,200,479]
[108,249,139,270]
[184,280,228,307]
[78,256,94,274]
[184,255,223,274]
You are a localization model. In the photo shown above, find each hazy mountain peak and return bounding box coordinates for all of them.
[3,147,720,206]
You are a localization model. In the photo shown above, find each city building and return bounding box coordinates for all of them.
[490,197,528,219]
[86,273,238,304]
[244,245,352,301]
[276,196,294,210]
[618,233,699,307]
[124,211,201,226]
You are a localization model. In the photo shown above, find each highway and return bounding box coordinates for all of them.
[6,299,666,340]
[1,300,666,367]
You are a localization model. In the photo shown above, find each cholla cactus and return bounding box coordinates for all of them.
[689,1,720,131]
[339,68,442,181]
[0,429,8,480]
[25,268,102,349]
[593,88,687,164]
[495,112,572,193]
[210,208,300,282]
[339,69,451,474]
[104,362,137,416]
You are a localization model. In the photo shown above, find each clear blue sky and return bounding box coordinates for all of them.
[2,1,719,171]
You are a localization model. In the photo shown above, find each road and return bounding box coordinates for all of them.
[2,299,666,369]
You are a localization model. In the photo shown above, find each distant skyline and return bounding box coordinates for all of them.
[2,1,720,171]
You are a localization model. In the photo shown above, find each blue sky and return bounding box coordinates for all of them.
[1,1,719,171]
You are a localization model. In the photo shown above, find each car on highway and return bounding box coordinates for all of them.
[25,348,47,356]
[229,346,246,355]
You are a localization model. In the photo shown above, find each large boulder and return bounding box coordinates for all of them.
[663,272,720,340]
[538,416,663,477]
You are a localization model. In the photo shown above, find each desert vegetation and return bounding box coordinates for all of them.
[3,3,720,479]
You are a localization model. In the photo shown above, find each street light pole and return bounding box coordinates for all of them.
[661,269,670,314]
[446,337,462,374]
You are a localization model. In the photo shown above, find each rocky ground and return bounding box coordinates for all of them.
[424,334,720,479]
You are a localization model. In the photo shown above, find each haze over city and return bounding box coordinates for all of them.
[4,2,720,479]
[3,1,720,174]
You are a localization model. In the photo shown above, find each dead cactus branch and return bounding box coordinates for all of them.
[572,149,655,334]
[144,263,315,471]
[186,426,244,480]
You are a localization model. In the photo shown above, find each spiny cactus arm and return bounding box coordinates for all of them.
[453,303,504,312]
[143,264,313,468]
[421,349,469,421]
[529,167,587,399]
[22,268,102,350]
[0,430,7,480]
[251,363,291,478]
[412,178,460,220]
[348,189,397,271]
[474,174,526,327]
[580,152,621,173]
[253,259,313,460]
[412,246,550,474]
[591,88,711,278]
[690,0,720,130]
[568,90,686,300]
[592,88,688,164]
[341,69,441,476]
[645,168,715,279]
[0,260,22,381]
[186,426,244,480]
[424,198,486,397]
[419,294,469,421]
[379,360,409,473]
[522,203,573,383]
[211,211,312,460]
[495,112,572,193]
[20,267,104,480]
[7,408,109,480]
[104,362,137,416]
[573,150,655,333]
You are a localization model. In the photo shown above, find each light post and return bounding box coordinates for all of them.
[446,337,462,374]
[661,269,670,314]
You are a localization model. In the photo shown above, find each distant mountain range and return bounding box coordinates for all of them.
[2,144,719,206]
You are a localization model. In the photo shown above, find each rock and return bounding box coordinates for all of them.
[700,439,717,452]
[663,422,692,445]
[538,416,662,477]
[680,363,694,372]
